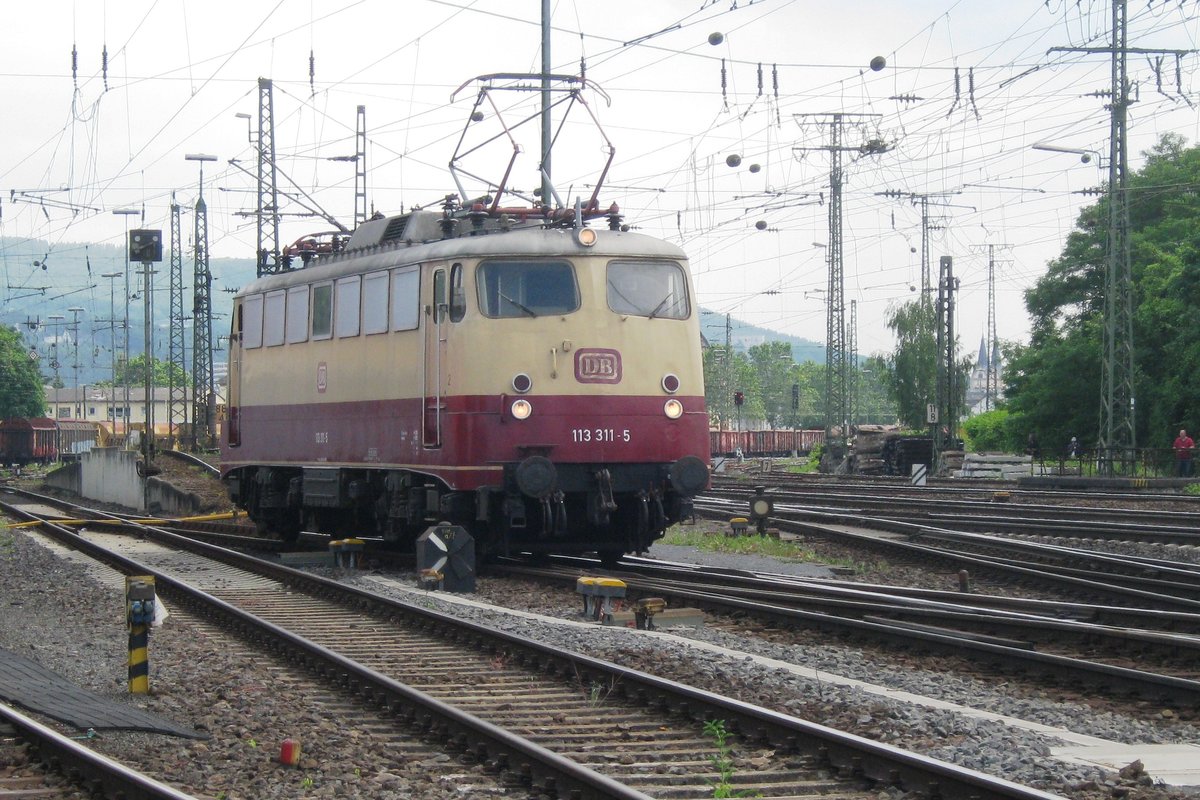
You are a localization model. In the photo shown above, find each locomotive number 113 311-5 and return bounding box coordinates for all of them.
[570,428,631,444]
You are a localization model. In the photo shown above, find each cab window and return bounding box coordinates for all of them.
[606,260,690,319]
[477,260,578,318]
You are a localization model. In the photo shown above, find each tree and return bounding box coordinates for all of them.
[748,341,795,428]
[703,346,761,429]
[792,360,825,428]
[97,354,189,388]
[0,325,46,418]
[882,297,937,429]
[855,355,897,426]
[1006,133,1200,454]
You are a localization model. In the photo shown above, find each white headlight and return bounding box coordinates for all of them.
[664,399,684,419]
[511,399,533,420]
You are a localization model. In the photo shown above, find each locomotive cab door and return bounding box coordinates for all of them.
[226,302,242,447]
[422,266,447,448]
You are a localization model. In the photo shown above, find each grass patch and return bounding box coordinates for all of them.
[1184,483,1200,497]
[663,523,883,575]
[662,525,819,560]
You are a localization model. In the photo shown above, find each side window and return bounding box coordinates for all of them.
[312,282,333,340]
[448,262,466,322]
[286,285,309,344]
[391,266,420,331]
[362,271,389,334]
[242,294,264,349]
[264,290,286,346]
[433,268,446,323]
[335,275,361,338]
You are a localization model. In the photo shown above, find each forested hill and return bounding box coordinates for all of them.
[2,235,827,381]
[698,311,826,364]
[0,236,255,384]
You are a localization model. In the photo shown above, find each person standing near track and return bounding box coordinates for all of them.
[1174,428,1195,478]
[1066,436,1081,459]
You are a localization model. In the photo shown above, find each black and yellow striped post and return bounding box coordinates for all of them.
[125,576,156,694]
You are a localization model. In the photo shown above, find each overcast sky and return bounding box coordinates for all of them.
[2,0,1198,358]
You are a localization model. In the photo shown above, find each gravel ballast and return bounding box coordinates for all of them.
[1,498,1197,800]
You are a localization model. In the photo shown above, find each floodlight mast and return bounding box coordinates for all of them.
[112,207,141,441]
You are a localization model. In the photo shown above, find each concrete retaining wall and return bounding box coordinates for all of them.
[43,462,81,494]
[145,476,204,516]
[80,448,144,510]
[45,449,205,516]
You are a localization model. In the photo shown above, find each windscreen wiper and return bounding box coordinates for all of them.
[500,292,537,317]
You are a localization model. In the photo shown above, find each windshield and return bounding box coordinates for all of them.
[477,260,579,318]
[606,260,690,319]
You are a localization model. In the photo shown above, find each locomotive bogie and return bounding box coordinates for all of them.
[221,217,711,557]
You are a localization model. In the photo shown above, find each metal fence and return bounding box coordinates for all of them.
[1040,447,1194,479]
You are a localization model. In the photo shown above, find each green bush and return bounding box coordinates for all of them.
[962,409,1020,452]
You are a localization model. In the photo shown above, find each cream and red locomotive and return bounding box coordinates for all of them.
[220,202,710,559]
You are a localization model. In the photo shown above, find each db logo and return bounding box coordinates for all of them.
[575,348,622,384]
[317,362,327,393]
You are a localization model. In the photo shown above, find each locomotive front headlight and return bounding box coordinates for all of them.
[661,373,680,394]
[511,399,533,420]
[663,398,684,419]
[512,373,532,393]
[575,227,598,247]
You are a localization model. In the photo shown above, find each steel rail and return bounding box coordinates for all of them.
[710,474,1200,506]
[706,485,1200,545]
[510,553,1200,641]
[490,561,1200,706]
[698,497,1200,612]
[0,701,201,800]
[0,491,1069,800]
[0,494,653,800]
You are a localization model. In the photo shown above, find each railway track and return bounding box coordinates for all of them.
[709,476,1200,543]
[713,473,1200,508]
[697,495,1200,611]
[0,489,1067,800]
[0,700,199,800]
[490,555,1200,707]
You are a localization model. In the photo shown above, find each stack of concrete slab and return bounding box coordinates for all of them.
[852,425,898,474]
[954,452,1044,479]
[939,450,964,476]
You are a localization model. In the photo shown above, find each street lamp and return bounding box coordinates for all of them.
[1031,142,1102,165]
[67,307,84,419]
[100,272,124,433]
[113,207,141,444]
[234,112,254,143]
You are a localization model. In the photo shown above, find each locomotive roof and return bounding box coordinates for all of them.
[236,211,688,298]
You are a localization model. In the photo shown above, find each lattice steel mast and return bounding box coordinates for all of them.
[1050,0,1193,469]
[794,113,882,460]
[168,199,187,447]
[986,244,998,412]
[256,77,282,276]
[354,105,367,229]
[1100,0,1136,464]
[935,256,958,470]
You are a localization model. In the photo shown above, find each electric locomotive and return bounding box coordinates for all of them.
[221,201,710,559]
